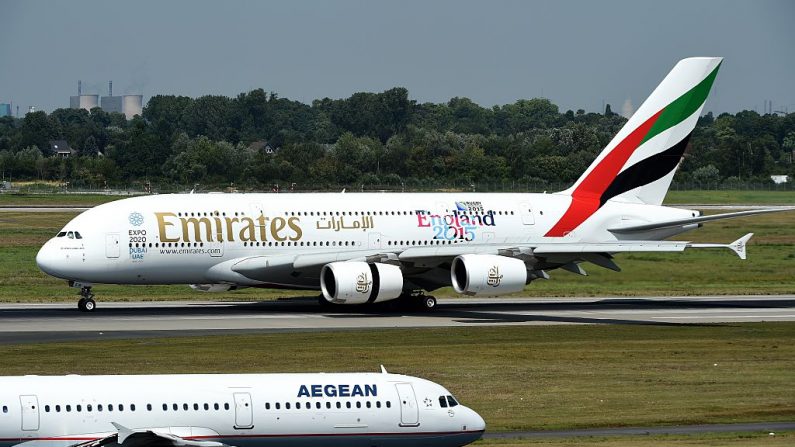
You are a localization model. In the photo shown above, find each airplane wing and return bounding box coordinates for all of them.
[608,208,790,234]
[52,424,227,447]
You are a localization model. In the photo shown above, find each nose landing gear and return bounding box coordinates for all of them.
[77,286,96,312]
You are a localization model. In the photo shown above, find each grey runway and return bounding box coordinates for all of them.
[0,295,793,343]
[486,421,795,439]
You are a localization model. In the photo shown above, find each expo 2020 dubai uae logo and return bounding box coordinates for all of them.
[129,212,144,226]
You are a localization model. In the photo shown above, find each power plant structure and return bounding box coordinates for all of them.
[70,80,143,120]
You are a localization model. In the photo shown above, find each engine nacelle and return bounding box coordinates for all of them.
[451,254,528,296]
[320,262,403,305]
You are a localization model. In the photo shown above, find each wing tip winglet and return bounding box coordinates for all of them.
[731,233,753,260]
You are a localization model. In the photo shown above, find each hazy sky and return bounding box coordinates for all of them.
[1,0,793,115]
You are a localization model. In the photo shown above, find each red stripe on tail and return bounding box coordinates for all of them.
[545,109,664,237]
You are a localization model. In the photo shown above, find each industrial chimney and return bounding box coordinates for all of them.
[109,81,113,97]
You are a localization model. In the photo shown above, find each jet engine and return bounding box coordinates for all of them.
[451,254,528,296]
[320,262,403,305]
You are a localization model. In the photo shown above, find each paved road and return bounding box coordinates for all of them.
[486,421,795,439]
[0,295,793,343]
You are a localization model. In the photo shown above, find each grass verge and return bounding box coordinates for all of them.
[2,324,793,432]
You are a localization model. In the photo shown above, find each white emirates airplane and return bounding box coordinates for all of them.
[0,369,485,447]
[37,57,781,311]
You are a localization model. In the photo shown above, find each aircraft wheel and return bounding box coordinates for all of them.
[421,295,437,311]
[78,297,96,312]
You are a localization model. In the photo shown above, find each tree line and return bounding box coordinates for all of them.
[1,86,794,191]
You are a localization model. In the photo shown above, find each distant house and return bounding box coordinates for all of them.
[248,140,277,154]
[771,175,789,184]
[49,140,76,158]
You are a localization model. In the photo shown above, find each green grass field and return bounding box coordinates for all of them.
[1,207,793,302]
[2,324,793,432]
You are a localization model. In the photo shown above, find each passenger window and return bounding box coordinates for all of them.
[315,402,321,409]
[55,405,61,412]
[194,404,199,410]
[76,405,82,412]
[129,404,133,411]
[224,403,229,410]
[296,402,301,409]
[386,401,391,408]
[45,405,50,412]
[285,403,291,410]
[346,402,351,409]
[147,404,152,411]
[214,403,219,410]
[66,405,71,412]
[183,403,188,411]
[173,404,178,411]
[162,404,168,411]
[366,401,371,408]
[204,403,209,410]
[376,401,381,408]
[356,402,361,409]
[335,402,340,409]
[275,403,280,410]
[108,404,113,412]
[265,403,270,410]
[439,397,448,408]
[446,396,458,407]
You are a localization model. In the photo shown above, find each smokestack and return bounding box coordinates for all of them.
[109,81,113,97]
[78,80,82,96]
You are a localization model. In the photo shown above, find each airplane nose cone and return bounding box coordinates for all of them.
[36,240,61,278]
[470,408,486,432]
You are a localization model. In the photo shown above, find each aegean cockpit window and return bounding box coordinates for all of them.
[439,396,448,408]
[74,232,82,239]
[57,232,67,237]
[446,395,459,407]
[67,231,74,239]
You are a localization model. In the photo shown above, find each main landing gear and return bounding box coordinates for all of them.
[397,291,437,311]
[77,286,96,312]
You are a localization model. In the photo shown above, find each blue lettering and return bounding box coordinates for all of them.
[324,384,337,397]
[311,384,322,397]
[297,385,310,398]
[351,384,363,397]
[338,384,350,397]
[365,384,377,397]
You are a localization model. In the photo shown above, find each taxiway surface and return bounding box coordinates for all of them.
[0,295,793,343]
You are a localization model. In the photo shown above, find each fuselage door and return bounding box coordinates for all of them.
[232,392,254,429]
[19,395,39,431]
[105,233,120,258]
[368,232,382,250]
[395,383,419,427]
[518,202,535,225]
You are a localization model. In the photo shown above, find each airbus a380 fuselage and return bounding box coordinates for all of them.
[36,57,783,311]
[0,372,484,447]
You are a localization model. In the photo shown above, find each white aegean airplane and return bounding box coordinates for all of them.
[0,369,485,447]
[37,57,783,311]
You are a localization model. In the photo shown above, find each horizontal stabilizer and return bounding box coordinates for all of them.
[609,208,791,234]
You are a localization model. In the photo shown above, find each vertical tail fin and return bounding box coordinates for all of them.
[546,57,722,237]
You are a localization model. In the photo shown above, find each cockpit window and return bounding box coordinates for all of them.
[67,231,74,239]
[446,396,458,407]
[74,232,82,239]
[57,232,67,237]
[439,396,448,408]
